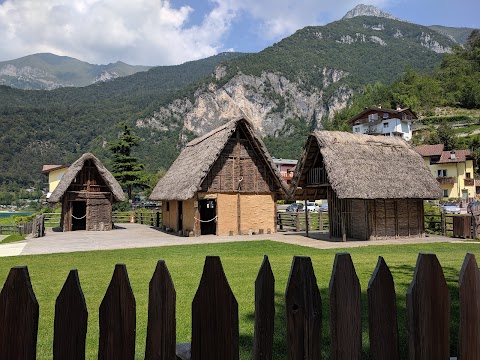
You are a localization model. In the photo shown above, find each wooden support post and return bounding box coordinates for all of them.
[156,212,160,228]
[304,199,309,238]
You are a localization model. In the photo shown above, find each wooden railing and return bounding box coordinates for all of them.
[1,253,479,359]
[464,178,475,186]
[0,222,33,236]
[437,176,455,184]
[277,211,328,232]
[306,167,328,185]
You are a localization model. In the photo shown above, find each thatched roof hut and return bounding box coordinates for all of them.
[150,117,288,236]
[292,131,441,240]
[48,153,125,231]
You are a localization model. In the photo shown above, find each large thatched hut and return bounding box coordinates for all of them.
[291,131,441,240]
[47,153,125,231]
[150,118,288,236]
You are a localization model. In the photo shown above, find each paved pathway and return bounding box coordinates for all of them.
[0,223,469,257]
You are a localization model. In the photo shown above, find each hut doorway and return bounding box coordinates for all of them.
[199,199,216,235]
[71,201,87,231]
[178,201,183,231]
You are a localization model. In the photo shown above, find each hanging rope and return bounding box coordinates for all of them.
[194,215,218,223]
[72,214,87,220]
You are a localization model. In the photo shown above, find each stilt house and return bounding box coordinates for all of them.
[47,153,125,231]
[149,118,288,236]
[291,131,441,240]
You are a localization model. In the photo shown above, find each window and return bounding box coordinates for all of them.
[466,172,471,178]
[354,127,360,133]
[368,113,378,122]
[383,122,389,128]
[383,113,389,118]
[443,189,449,197]
[166,201,170,211]
[438,170,447,177]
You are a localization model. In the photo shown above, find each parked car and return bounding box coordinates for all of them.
[320,203,328,212]
[286,203,304,212]
[467,201,480,213]
[441,202,461,214]
[306,202,320,212]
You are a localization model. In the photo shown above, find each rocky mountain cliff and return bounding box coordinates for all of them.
[0,53,151,90]
[342,4,406,22]
[136,12,456,140]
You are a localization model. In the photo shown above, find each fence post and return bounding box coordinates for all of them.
[140,213,144,225]
[156,212,160,228]
[0,266,39,359]
[98,264,136,360]
[367,257,399,360]
[295,213,300,232]
[192,256,239,360]
[319,211,323,231]
[285,256,322,359]
[407,253,449,359]
[441,212,446,236]
[253,256,275,360]
[458,253,480,359]
[53,270,88,360]
[145,260,176,360]
[330,253,361,359]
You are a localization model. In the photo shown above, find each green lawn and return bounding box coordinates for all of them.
[1,241,479,359]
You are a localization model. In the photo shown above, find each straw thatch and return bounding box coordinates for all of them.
[48,153,125,203]
[150,117,288,201]
[293,131,442,199]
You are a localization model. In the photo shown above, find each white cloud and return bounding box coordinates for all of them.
[0,0,395,65]
[0,0,234,65]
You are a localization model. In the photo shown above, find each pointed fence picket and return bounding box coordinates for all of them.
[253,255,275,360]
[53,270,88,360]
[98,264,136,360]
[1,253,480,359]
[329,253,361,360]
[367,257,399,360]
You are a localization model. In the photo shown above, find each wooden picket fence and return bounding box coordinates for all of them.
[1,253,480,359]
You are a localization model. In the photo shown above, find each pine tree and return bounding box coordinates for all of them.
[108,122,147,200]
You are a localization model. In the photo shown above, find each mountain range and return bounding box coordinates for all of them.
[0,5,477,188]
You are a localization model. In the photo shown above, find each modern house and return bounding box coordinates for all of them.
[414,144,476,200]
[42,164,70,198]
[272,158,297,184]
[149,118,288,236]
[47,153,125,231]
[291,131,441,241]
[349,107,417,141]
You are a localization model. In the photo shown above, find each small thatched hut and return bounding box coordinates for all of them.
[150,118,288,236]
[291,131,441,240]
[48,153,125,231]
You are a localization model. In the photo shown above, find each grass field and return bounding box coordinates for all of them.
[1,240,479,359]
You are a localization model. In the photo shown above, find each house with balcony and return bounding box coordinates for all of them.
[349,107,417,141]
[414,144,476,200]
[272,158,297,184]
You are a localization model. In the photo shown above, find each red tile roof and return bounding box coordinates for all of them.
[438,149,471,164]
[41,164,70,174]
[414,144,444,157]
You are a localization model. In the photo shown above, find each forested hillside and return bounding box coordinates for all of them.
[0,52,245,185]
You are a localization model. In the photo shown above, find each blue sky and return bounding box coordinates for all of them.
[0,0,478,66]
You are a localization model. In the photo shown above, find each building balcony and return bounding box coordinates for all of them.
[437,176,455,185]
[464,178,475,186]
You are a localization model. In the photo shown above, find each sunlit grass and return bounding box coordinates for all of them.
[0,241,478,359]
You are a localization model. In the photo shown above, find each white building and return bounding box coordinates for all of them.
[349,107,417,141]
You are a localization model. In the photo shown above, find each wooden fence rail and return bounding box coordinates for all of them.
[1,253,479,359]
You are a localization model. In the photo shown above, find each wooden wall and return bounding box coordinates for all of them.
[200,136,276,194]
[61,191,113,231]
[328,189,425,240]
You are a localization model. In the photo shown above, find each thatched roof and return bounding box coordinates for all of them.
[150,118,288,201]
[293,131,441,199]
[48,153,125,203]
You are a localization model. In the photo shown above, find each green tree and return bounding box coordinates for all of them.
[108,122,148,200]
[426,122,458,150]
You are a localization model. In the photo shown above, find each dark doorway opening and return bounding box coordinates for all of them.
[72,201,87,231]
[199,199,216,235]
[178,201,183,232]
